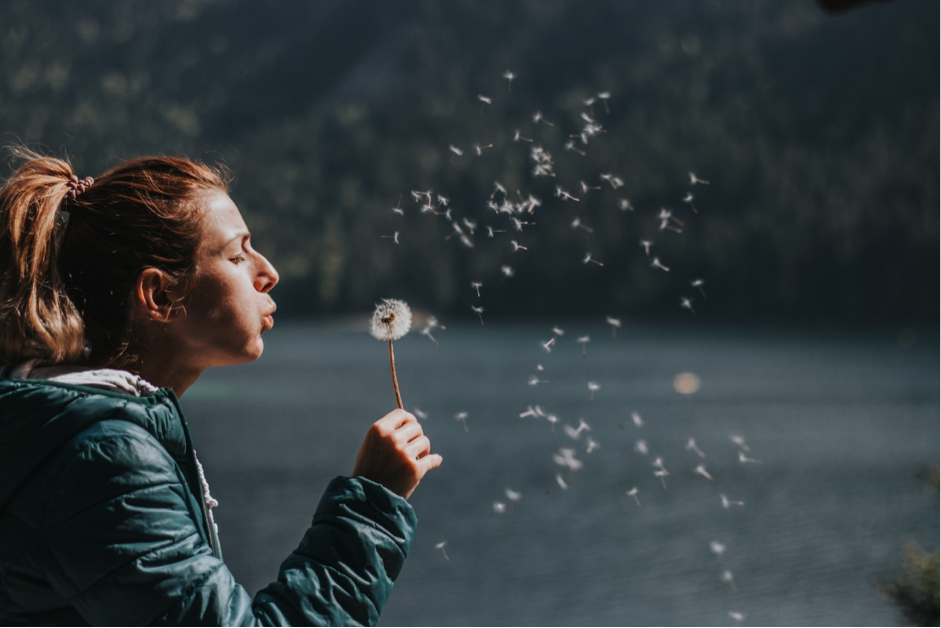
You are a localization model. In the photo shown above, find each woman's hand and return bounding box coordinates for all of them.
[352,409,443,499]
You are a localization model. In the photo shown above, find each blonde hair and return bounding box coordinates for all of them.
[0,148,230,367]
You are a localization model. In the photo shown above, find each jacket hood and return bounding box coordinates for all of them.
[0,378,186,510]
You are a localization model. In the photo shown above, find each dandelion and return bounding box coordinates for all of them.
[435,540,450,562]
[606,316,621,340]
[369,299,412,409]
[503,69,516,92]
[626,487,640,506]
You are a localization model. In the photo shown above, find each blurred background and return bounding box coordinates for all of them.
[2,0,937,626]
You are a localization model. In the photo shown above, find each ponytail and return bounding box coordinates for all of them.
[0,150,86,364]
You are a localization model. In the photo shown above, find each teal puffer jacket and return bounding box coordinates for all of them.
[0,378,416,626]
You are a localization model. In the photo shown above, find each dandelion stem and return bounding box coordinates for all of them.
[388,340,403,409]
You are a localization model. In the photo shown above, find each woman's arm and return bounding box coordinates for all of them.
[44,420,416,626]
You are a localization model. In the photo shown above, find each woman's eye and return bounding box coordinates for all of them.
[230,254,247,264]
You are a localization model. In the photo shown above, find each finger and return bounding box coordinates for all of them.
[404,435,431,459]
[377,409,415,432]
[393,420,424,445]
[418,453,444,472]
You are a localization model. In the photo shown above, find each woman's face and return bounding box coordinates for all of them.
[168,190,279,370]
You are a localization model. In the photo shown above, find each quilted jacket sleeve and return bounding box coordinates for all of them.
[43,420,416,626]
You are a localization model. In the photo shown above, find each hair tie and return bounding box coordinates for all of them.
[66,174,94,200]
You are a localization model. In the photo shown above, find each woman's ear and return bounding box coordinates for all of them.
[133,268,180,323]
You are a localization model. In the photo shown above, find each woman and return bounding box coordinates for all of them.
[0,150,442,625]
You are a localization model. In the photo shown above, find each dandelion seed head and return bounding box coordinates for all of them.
[370,299,412,341]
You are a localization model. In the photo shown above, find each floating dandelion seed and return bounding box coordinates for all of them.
[455,411,469,433]
[370,299,412,409]
[492,501,507,514]
[419,316,445,345]
[680,297,696,315]
[413,407,428,420]
[606,316,621,340]
[686,438,706,459]
[552,326,565,337]
[691,278,707,299]
[583,252,604,267]
[631,411,644,427]
[503,69,515,92]
[729,611,745,624]
[689,171,711,185]
[651,257,670,272]
[585,437,600,454]
[448,145,463,157]
[555,473,568,490]
[682,191,698,214]
[564,139,587,156]
[710,541,727,561]
[720,493,745,509]
[721,570,737,592]
[634,439,649,455]
[532,110,555,126]
[553,447,583,472]
[500,265,514,280]
[514,129,533,143]
[435,541,450,562]
[471,306,485,326]
[571,217,593,232]
[694,464,715,481]
[626,487,640,506]
[511,240,527,252]
[640,240,653,257]
[730,435,750,451]
[597,91,611,113]
[391,195,404,215]
[587,381,600,402]
[618,198,634,211]
[471,281,482,297]
[528,374,547,387]
[541,337,556,353]
[577,335,590,357]
[505,487,521,502]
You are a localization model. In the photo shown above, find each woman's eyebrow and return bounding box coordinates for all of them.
[221,231,251,249]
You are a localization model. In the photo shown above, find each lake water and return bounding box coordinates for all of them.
[184,321,938,627]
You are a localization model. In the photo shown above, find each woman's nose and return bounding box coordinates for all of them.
[255,253,279,293]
